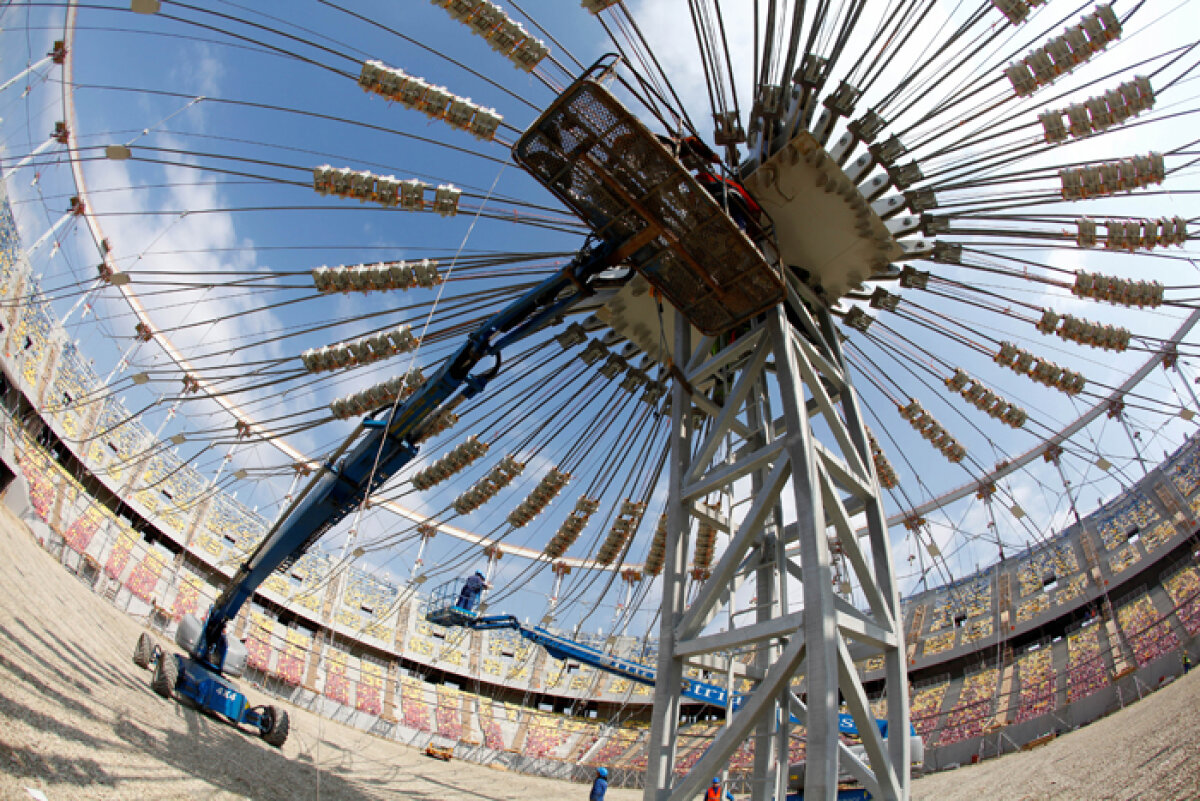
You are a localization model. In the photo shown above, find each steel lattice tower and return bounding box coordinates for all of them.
[644,283,910,801]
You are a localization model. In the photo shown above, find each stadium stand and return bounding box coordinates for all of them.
[1143,520,1175,552]
[323,648,353,705]
[1096,495,1158,551]
[475,695,508,750]
[245,611,276,674]
[1066,623,1109,702]
[435,684,463,740]
[169,571,205,621]
[17,442,56,521]
[1163,563,1200,635]
[583,722,643,766]
[522,711,575,759]
[909,679,948,739]
[104,526,138,580]
[936,667,997,746]
[1016,594,1050,624]
[1117,594,1180,667]
[1108,542,1142,575]
[1012,645,1055,723]
[401,676,432,732]
[276,628,310,686]
[1167,445,1200,496]
[1018,541,1078,597]
[728,739,755,773]
[62,504,103,554]
[958,575,992,618]
[356,659,384,716]
[1055,573,1089,606]
[960,616,993,646]
[126,546,167,604]
[923,630,956,657]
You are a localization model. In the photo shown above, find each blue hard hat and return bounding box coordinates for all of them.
[596,767,608,778]
[713,777,721,784]
[475,570,485,577]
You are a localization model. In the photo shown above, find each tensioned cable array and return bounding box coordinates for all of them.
[2,0,1199,672]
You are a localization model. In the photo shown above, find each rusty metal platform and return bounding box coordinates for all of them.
[513,78,783,336]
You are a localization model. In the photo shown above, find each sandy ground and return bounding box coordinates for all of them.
[1,502,1198,801]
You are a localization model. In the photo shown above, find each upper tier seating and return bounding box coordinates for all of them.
[1096,495,1158,551]
[1055,573,1089,606]
[1016,594,1050,624]
[1108,543,1142,575]
[1018,542,1078,597]
[1166,442,1200,496]
[1140,520,1176,552]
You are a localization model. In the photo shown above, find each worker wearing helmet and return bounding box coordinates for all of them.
[704,776,734,801]
[457,571,488,612]
[590,766,609,801]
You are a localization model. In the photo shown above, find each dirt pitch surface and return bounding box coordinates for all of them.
[1,505,1198,801]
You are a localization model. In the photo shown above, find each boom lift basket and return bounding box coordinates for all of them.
[423,578,478,627]
[513,70,784,336]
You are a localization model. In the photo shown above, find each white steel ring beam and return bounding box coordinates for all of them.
[883,309,1200,526]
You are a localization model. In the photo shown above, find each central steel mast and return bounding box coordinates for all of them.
[644,278,910,801]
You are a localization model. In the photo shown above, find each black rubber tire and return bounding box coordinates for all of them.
[133,633,154,669]
[261,705,289,748]
[151,653,177,698]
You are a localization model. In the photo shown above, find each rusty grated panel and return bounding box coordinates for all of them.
[514,80,783,336]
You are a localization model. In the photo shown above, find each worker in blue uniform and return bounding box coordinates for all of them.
[457,571,488,612]
[590,766,608,800]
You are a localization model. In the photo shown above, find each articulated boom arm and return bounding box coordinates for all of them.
[442,604,887,739]
[468,613,731,706]
[194,243,623,669]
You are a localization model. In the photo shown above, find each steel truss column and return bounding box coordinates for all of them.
[644,284,910,801]
[645,311,693,799]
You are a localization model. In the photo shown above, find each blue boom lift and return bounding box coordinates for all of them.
[131,63,789,749]
[131,239,632,745]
